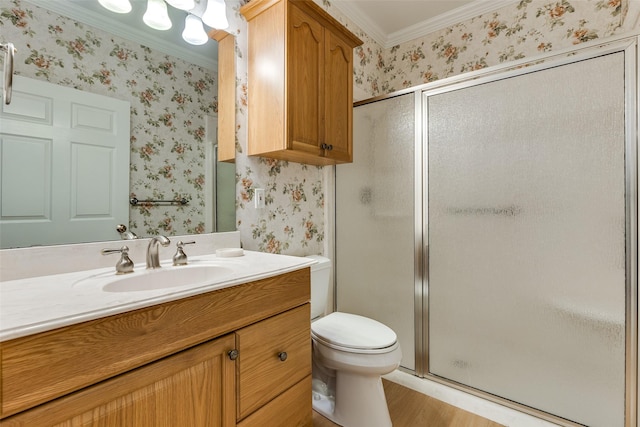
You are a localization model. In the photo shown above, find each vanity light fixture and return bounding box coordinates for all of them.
[98,0,132,14]
[182,14,209,45]
[165,0,195,11]
[97,0,228,43]
[143,0,172,31]
[201,0,229,30]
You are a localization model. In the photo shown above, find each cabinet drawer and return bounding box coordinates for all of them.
[237,375,311,427]
[236,304,311,420]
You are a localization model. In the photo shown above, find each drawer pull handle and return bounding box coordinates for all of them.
[228,349,239,360]
[278,351,288,362]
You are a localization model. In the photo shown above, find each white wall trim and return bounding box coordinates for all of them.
[387,0,519,47]
[331,0,388,46]
[333,0,520,49]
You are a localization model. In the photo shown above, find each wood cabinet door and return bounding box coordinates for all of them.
[323,30,354,163]
[2,335,237,427]
[288,4,324,155]
[236,304,311,421]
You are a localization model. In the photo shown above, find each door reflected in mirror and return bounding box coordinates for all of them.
[0,0,236,249]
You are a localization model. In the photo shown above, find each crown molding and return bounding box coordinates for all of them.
[331,0,388,46]
[387,0,519,46]
[333,0,520,49]
[24,0,217,70]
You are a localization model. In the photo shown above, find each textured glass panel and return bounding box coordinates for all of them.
[427,52,626,427]
[336,93,415,370]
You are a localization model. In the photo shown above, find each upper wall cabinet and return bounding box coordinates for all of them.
[241,0,363,166]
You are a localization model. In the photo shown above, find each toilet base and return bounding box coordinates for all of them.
[313,370,392,427]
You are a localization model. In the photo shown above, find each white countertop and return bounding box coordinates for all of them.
[0,251,315,342]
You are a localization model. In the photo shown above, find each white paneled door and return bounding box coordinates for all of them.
[0,74,130,248]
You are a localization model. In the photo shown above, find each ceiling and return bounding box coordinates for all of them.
[334,0,518,48]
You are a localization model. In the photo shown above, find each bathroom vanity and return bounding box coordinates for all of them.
[0,250,313,426]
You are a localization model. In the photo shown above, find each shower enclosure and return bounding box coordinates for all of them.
[335,35,638,426]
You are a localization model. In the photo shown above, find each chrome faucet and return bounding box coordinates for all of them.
[116,224,138,240]
[146,235,170,269]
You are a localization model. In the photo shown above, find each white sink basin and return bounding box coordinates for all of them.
[101,265,234,293]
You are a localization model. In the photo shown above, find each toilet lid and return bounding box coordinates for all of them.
[311,312,397,351]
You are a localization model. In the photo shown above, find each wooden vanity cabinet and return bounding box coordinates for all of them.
[0,269,312,427]
[241,0,363,166]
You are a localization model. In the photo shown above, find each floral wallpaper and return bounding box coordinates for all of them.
[0,0,217,238]
[311,0,632,97]
[369,0,630,95]
[2,0,634,256]
[227,0,633,256]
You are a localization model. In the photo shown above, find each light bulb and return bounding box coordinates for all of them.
[182,15,208,45]
[201,0,229,30]
[98,0,132,14]
[165,0,195,11]
[143,0,172,31]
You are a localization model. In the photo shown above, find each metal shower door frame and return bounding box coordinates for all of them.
[414,34,639,427]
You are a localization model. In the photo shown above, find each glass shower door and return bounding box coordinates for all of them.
[426,51,628,426]
[336,93,416,370]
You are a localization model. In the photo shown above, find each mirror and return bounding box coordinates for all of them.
[0,0,236,249]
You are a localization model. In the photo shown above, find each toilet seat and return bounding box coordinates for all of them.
[311,312,398,354]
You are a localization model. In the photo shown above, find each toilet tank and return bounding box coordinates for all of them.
[306,255,331,320]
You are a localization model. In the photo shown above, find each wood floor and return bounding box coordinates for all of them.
[312,379,504,427]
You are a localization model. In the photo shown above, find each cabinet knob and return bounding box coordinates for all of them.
[320,143,333,151]
[228,349,239,360]
[278,351,288,362]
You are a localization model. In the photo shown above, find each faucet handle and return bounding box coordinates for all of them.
[173,241,196,266]
[101,246,134,274]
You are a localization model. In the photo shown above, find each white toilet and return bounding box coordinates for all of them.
[307,255,402,427]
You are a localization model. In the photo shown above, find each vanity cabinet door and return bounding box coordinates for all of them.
[2,335,237,427]
[236,304,311,421]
